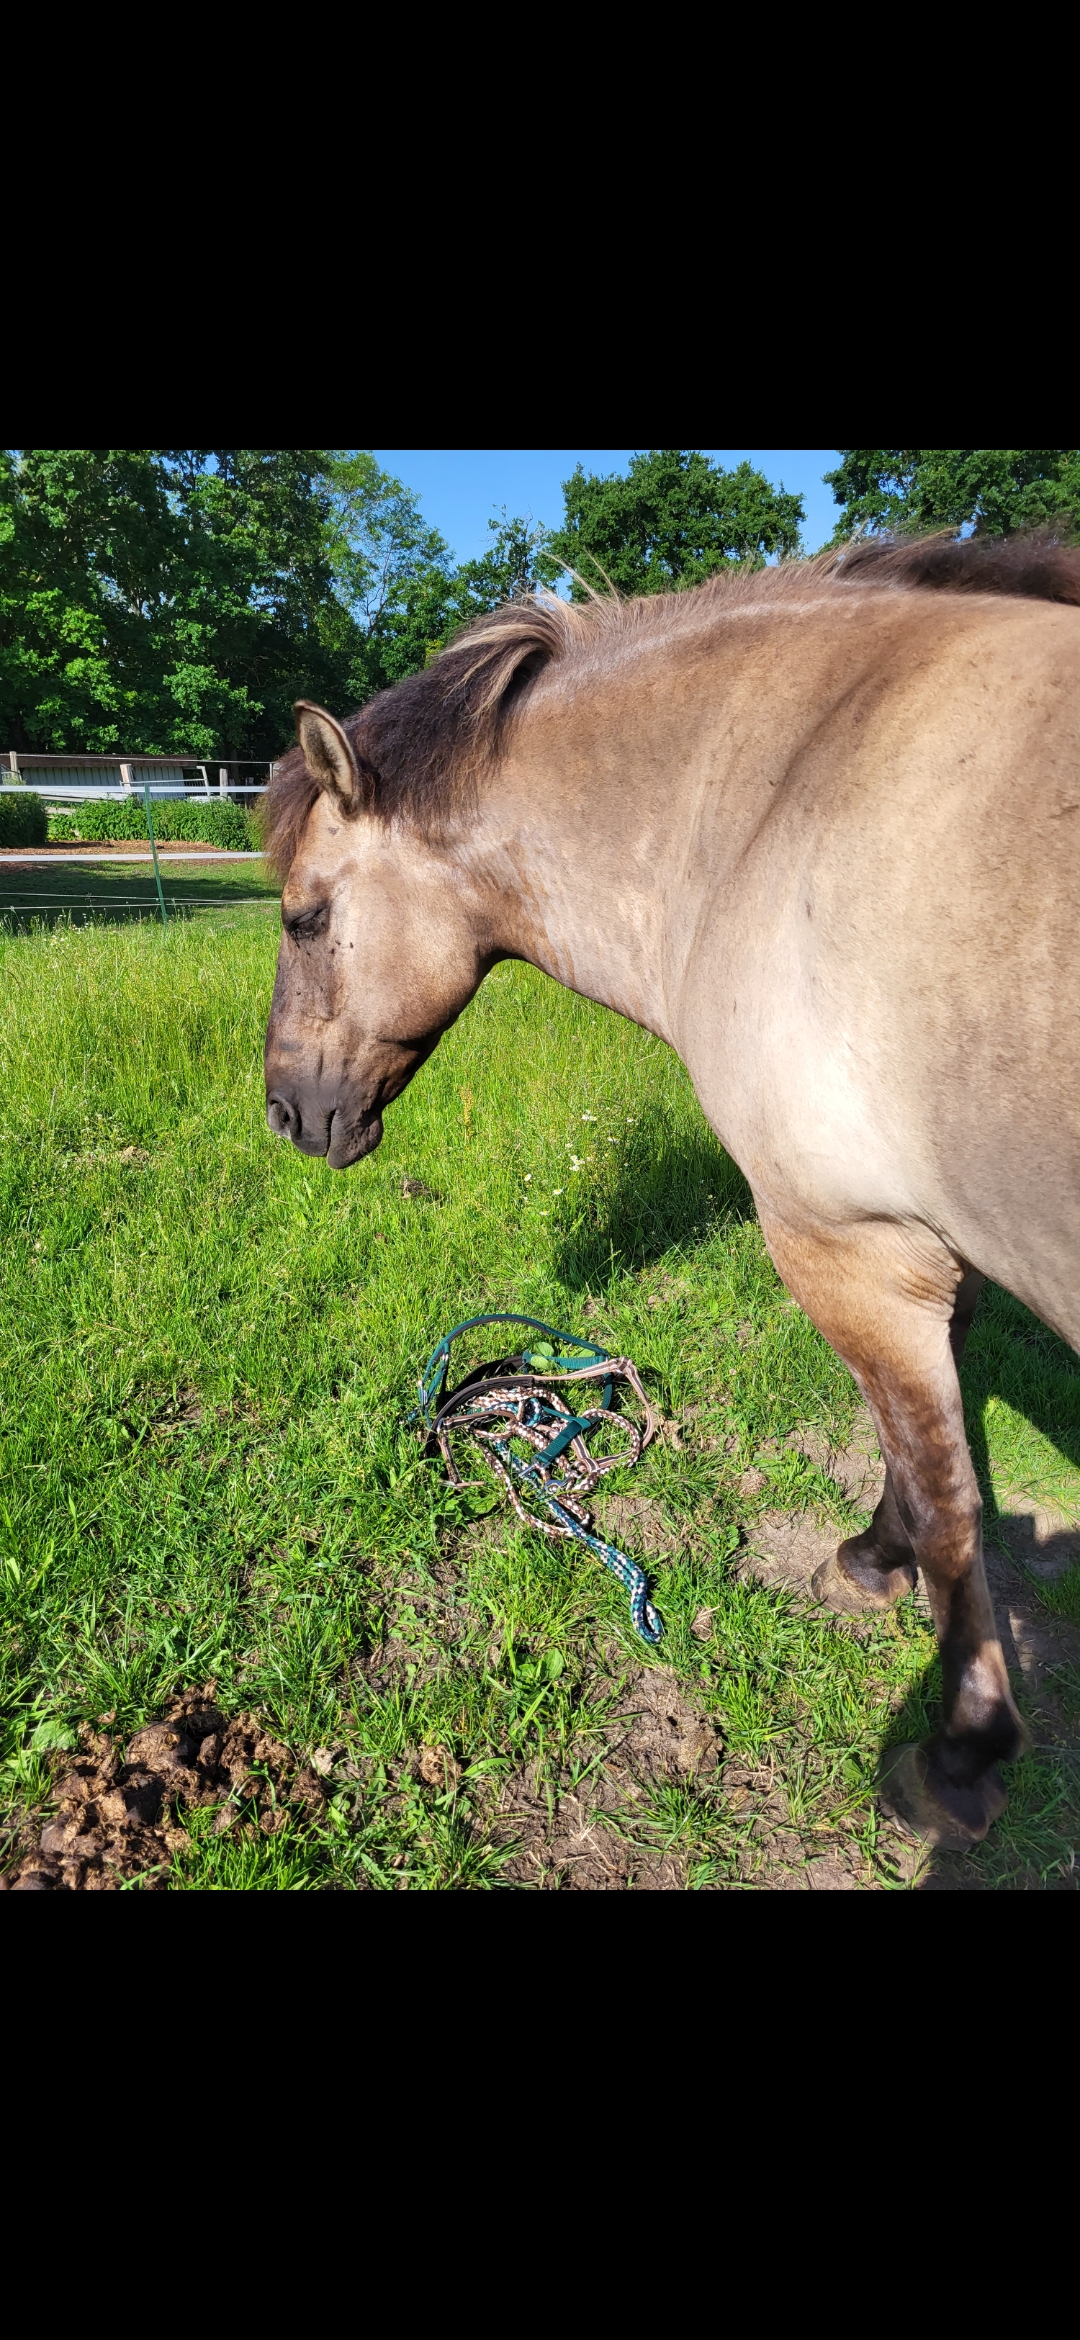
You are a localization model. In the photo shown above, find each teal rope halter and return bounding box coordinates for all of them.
[408,1314,664,1643]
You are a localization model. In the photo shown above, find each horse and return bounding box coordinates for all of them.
[262,532,1080,1853]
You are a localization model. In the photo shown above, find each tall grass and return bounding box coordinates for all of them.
[1,912,1077,1888]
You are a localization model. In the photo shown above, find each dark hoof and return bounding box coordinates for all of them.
[878,1742,1007,1851]
[811,1542,915,1615]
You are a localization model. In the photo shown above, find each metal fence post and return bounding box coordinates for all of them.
[142,783,168,930]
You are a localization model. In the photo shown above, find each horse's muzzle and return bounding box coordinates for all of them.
[328,1108,384,1168]
[266,1093,384,1168]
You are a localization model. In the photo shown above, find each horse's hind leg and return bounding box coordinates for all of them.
[813,1266,986,1615]
[756,1214,1020,1848]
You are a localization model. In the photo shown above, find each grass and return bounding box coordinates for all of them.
[1038,1569,1080,1624]
[1,872,1078,1889]
[0,855,278,932]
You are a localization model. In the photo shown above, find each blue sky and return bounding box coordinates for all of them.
[373,451,843,563]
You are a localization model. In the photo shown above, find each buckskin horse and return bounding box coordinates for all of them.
[262,533,1080,1852]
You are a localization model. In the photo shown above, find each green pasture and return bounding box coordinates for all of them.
[1,876,1078,1888]
[0,855,278,933]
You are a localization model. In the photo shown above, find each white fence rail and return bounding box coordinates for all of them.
[3,753,271,801]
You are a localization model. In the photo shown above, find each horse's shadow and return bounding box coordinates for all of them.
[554,1118,1080,1884]
[552,1103,754,1291]
[963,1289,1080,1530]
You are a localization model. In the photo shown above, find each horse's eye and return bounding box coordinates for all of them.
[286,905,330,943]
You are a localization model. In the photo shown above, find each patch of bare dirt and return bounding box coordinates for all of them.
[729,1409,888,1595]
[60,1145,151,1171]
[773,1851,863,1890]
[740,1510,841,1597]
[737,1409,914,1612]
[156,1385,206,1427]
[142,1388,262,1453]
[0,1685,327,1891]
[495,1664,721,1889]
[595,1492,676,1558]
[740,1506,937,1627]
[995,1497,1080,1578]
[0,841,241,858]
[740,1473,1080,1706]
[983,1535,1080,1717]
[785,1408,886,1508]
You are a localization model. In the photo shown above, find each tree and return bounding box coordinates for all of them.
[160,449,353,758]
[0,449,361,757]
[8,450,722,756]
[543,449,805,599]
[824,450,1080,543]
[0,447,180,753]
[320,450,452,631]
[357,510,551,694]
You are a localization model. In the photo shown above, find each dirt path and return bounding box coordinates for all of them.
[0,848,262,865]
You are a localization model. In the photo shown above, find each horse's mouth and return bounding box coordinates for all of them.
[265,1093,384,1166]
[327,1108,384,1169]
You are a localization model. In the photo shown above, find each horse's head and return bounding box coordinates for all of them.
[264,702,489,1168]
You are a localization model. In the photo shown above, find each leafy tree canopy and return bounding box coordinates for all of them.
[824,449,1080,543]
[0,448,813,756]
[544,449,805,599]
[0,448,348,758]
[0,450,552,757]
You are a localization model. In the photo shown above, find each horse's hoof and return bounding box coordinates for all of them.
[811,1543,914,1614]
[877,1742,1007,1851]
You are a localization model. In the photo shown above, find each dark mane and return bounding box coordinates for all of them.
[262,599,588,879]
[826,526,1080,604]
[262,530,1080,879]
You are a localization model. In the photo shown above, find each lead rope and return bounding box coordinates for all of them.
[407,1314,664,1644]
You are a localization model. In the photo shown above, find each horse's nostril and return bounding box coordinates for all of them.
[267,1094,301,1141]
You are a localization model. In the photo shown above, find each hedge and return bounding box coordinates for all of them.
[45,799,258,851]
[0,792,49,847]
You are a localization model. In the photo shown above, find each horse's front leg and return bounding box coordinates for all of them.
[810,1266,987,1615]
[756,1213,1021,1850]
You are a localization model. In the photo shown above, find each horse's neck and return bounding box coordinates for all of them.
[468,748,693,1044]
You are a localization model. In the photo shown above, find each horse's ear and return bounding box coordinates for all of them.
[294,702,375,814]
